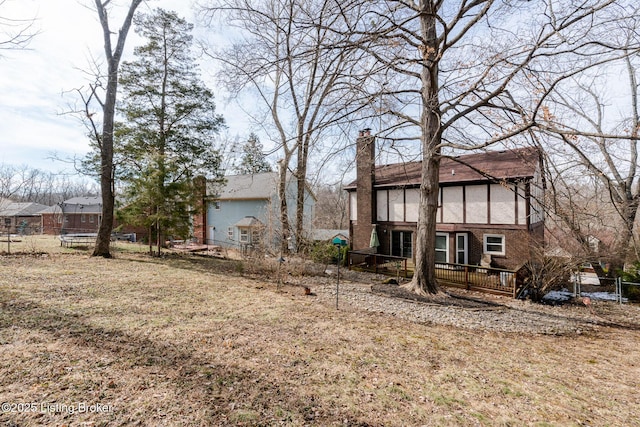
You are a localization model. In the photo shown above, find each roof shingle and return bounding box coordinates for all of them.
[346,147,540,189]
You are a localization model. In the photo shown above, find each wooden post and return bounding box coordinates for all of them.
[465,265,470,290]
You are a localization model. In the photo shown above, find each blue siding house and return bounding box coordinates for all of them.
[196,171,315,252]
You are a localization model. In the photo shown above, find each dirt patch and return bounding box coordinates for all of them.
[371,283,504,309]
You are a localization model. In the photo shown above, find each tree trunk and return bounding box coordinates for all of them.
[92,0,142,258]
[611,199,640,271]
[405,0,441,295]
[295,134,309,253]
[92,59,118,258]
[278,158,292,255]
[156,215,162,257]
[148,224,153,256]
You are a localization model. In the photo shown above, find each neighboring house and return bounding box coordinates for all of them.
[40,204,64,235]
[56,196,102,235]
[311,229,349,245]
[193,171,316,251]
[40,196,146,240]
[0,201,49,234]
[345,130,545,270]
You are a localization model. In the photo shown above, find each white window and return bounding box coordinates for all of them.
[81,214,86,223]
[484,234,505,255]
[227,227,234,239]
[435,233,449,264]
[239,229,249,243]
[456,233,468,265]
[89,215,95,223]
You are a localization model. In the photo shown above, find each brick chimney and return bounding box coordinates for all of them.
[192,175,207,244]
[352,129,376,251]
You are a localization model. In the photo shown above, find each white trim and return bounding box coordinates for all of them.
[456,233,468,264]
[435,232,449,263]
[483,234,505,255]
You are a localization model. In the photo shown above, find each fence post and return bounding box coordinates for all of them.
[465,266,470,290]
[617,277,622,305]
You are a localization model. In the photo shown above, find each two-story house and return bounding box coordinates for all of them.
[345,131,544,270]
[193,171,316,252]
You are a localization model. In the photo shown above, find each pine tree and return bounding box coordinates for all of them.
[235,133,272,174]
[114,8,225,255]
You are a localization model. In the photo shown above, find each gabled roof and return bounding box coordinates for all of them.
[60,196,102,214]
[207,172,278,200]
[0,202,49,217]
[311,229,349,242]
[234,216,263,227]
[40,204,63,214]
[64,196,102,205]
[345,147,541,189]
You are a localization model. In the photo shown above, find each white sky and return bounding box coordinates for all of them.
[0,0,249,174]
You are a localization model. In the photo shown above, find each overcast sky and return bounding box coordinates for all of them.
[0,0,248,174]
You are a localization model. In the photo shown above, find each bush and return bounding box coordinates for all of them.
[625,285,640,302]
[618,261,640,282]
[310,242,340,267]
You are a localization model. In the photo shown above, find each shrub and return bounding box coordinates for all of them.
[618,262,640,302]
[310,242,340,268]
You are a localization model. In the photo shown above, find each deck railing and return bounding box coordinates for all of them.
[348,250,519,297]
[347,251,411,279]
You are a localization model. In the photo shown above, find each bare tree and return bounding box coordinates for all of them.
[0,163,98,205]
[90,0,143,258]
[199,0,368,253]
[541,65,640,268]
[542,150,616,267]
[313,183,348,230]
[0,0,37,52]
[325,0,631,295]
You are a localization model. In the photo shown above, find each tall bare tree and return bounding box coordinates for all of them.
[91,0,143,258]
[327,0,629,295]
[540,63,640,268]
[199,0,368,253]
[0,164,98,205]
[313,183,348,230]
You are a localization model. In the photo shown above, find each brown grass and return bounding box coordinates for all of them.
[1,238,639,426]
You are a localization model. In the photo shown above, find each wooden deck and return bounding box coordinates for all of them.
[347,251,519,297]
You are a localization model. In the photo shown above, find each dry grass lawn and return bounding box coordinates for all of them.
[1,237,639,426]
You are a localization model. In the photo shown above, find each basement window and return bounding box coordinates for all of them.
[483,234,505,256]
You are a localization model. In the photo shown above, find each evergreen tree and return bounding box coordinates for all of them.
[235,133,272,174]
[114,8,225,255]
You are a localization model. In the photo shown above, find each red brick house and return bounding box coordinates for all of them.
[0,201,49,234]
[345,131,545,270]
[57,197,103,235]
[40,204,64,235]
